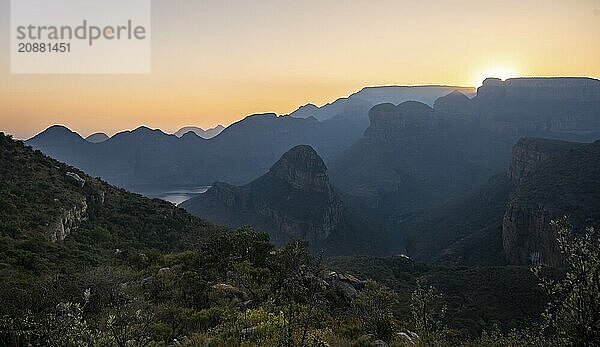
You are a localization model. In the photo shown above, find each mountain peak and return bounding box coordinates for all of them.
[268,145,329,192]
[85,132,109,143]
[174,125,225,139]
[27,125,84,143]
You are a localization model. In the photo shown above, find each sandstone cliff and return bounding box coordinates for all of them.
[502,139,600,266]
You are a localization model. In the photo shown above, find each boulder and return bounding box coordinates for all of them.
[65,172,85,188]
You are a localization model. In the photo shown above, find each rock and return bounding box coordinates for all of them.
[65,172,85,188]
[158,267,172,276]
[240,326,257,337]
[329,272,365,289]
[507,138,581,184]
[478,77,600,102]
[502,139,600,266]
[342,273,365,289]
[48,198,87,242]
[88,190,105,206]
[330,276,357,301]
[397,331,419,345]
[140,276,153,285]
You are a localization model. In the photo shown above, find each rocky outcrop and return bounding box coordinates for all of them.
[181,145,378,253]
[331,101,502,237]
[365,102,436,141]
[502,202,562,266]
[48,198,87,242]
[66,172,86,188]
[433,90,474,119]
[507,138,583,183]
[269,145,331,192]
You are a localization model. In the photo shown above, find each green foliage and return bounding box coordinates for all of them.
[352,280,398,341]
[533,219,600,345]
[410,281,447,343]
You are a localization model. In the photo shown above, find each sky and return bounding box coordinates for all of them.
[1,0,599,139]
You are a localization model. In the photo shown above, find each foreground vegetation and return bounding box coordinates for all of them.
[1,223,598,346]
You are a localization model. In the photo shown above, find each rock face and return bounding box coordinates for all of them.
[478,77,600,101]
[502,139,600,266]
[181,145,384,254]
[48,198,88,242]
[406,137,600,267]
[331,101,501,236]
[475,77,600,142]
[333,78,600,253]
[268,145,331,192]
[507,138,583,183]
[66,172,86,188]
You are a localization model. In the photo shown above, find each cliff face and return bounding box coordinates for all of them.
[478,77,600,101]
[48,198,87,242]
[502,139,600,266]
[507,138,583,183]
[331,101,502,237]
[474,77,600,142]
[181,145,377,253]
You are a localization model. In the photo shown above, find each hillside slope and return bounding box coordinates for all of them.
[0,132,224,275]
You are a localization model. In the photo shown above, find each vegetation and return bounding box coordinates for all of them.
[1,133,599,346]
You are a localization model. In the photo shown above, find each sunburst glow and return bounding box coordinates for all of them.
[474,67,518,87]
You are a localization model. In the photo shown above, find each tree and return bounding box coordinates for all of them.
[410,280,446,343]
[533,219,600,345]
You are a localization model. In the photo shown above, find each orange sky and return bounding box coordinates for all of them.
[1,0,599,139]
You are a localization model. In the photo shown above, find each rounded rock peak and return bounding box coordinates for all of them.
[395,100,434,113]
[269,145,329,191]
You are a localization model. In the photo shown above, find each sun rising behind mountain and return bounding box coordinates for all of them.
[474,66,518,86]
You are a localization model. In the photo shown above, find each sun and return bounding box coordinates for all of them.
[473,66,518,87]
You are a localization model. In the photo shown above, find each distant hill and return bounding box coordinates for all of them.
[181,145,387,255]
[289,85,476,121]
[85,132,109,143]
[26,114,365,193]
[174,125,225,139]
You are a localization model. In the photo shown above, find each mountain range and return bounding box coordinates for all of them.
[26,79,600,199]
[288,85,476,121]
[23,77,600,259]
[329,77,600,249]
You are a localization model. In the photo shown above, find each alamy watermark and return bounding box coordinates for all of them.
[11,0,151,74]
